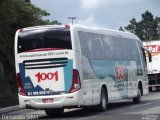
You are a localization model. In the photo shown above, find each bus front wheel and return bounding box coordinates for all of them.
[133,88,141,104]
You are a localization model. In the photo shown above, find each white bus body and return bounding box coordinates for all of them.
[15,25,150,114]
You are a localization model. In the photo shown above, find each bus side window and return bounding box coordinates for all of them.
[91,34,103,60]
[102,35,113,60]
[78,31,90,58]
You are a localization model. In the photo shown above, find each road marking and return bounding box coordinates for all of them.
[130,101,160,109]
[76,115,97,120]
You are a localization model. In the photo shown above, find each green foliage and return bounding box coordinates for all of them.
[141,11,158,40]
[124,18,137,34]
[119,26,124,31]
[135,21,144,40]
[120,10,160,41]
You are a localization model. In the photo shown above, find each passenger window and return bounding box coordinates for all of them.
[91,34,103,60]
[102,35,114,60]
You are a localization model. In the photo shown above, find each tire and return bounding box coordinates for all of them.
[149,87,152,92]
[99,87,108,112]
[133,88,141,104]
[156,86,160,91]
[45,108,64,116]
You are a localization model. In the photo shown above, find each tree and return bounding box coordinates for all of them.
[141,10,158,40]
[125,18,137,34]
[121,10,159,41]
[135,21,144,40]
[119,26,124,31]
[156,17,160,38]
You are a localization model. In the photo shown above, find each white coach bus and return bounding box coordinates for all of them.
[15,25,151,115]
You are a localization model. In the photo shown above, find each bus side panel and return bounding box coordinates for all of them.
[81,54,138,104]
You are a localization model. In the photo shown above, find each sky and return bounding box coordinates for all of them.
[31,0,160,29]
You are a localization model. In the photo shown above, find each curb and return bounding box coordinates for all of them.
[0,105,21,114]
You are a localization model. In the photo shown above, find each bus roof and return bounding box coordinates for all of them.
[71,24,140,41]
[18,25,65,32]
[18,24,140,41]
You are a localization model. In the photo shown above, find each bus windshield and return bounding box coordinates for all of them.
[18,28,71,53]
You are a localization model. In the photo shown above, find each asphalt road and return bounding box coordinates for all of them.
[1,91,160,120]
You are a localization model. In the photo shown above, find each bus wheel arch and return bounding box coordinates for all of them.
[99,85,108,112]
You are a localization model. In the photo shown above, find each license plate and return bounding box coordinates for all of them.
[42,98,54,103]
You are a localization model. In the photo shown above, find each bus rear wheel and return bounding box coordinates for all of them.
[45,108,64,116]
[99,87,108,112]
